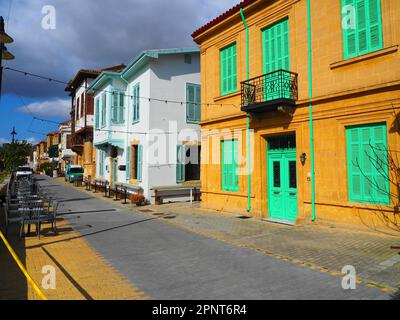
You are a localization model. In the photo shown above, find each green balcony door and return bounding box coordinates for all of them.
[267,136,298,223]
[262,18,290,100]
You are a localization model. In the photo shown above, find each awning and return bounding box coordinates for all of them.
[94,139,125,150]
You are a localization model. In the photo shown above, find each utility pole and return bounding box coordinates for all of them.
[10,126,17,143]
[0,16,15,99]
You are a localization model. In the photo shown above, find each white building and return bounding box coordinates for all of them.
[87,48,201,202]
[58,120,76,173]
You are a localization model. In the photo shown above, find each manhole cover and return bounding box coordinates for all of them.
[237,215,252,219]
[139,209,154,213]
[152,212,164,216]
[163,215,176,219]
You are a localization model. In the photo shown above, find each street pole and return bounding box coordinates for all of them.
[0,16,15,100]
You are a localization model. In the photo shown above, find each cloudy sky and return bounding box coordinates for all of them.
[0,0,238,144]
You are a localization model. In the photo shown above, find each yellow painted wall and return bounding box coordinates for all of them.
[194,0,400,230]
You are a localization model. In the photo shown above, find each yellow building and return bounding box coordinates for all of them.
[192,0,400,229]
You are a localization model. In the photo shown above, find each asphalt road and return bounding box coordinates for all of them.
[36,175,391,300]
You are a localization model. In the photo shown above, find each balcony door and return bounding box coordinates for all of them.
[262,18,290,100]
[267,135,298,224]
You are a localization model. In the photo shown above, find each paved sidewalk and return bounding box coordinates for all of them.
[0,208,148,300]
[137,202,400,293]
[59,177,398,299]
[73,179,400,293]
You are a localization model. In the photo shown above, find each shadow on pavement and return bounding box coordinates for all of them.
[0,212,28,300]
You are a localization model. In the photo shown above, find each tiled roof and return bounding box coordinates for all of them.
[191,0,257,40]
[65,64,126,92]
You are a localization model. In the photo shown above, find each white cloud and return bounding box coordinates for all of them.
[17,98,70,118]
[26,137,37,144]
[0,137,9,145]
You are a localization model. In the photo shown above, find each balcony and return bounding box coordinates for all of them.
[241,69,298,114]
[71,134,84,153]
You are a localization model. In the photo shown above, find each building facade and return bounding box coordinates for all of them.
[58,120,75,173]
[87,48,201,201]
[65,65,125,179]
[192,0,400,228]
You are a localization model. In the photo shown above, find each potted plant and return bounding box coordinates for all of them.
[131,193,146,206]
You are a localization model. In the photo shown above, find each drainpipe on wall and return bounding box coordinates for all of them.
[240,8,251,213]
[307,0,316,221]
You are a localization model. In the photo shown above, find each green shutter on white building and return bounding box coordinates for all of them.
[176,145,185,183]
[186,83,201,123]
[101,93,107,127]
[132,84,140,123]
[95,98,100,129]
[342,0,383,59]
[346,123,389,204]
[137,145,143,182]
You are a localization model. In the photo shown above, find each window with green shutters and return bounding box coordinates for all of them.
[262,18,290,73]
[132,84,140,123]
[186,83,201,123]
[221,140,239,192]
[176,145,185,183]
[111,91,125,125]
[94,98,100,129]
[101,93,107,127]
[341,0,383,59]
[346,123,389,204]
[220,43,237,96]
[262,18,290,100]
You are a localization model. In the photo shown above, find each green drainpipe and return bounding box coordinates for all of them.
[307,0,316,221]
[240,8,251,213]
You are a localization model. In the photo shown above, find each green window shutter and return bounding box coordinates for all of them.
[342,0,383,59]
[263,18,290,73]
[101,93,107,127]
[126,146,130,180]
[111,92,118,123]
[220,43,237,96]
[95,99,100,129]
[195,85,201,122]
[132,84,140,122]
[356,0,368,53]
[176,145,184,183]
[368,0,383,51]
[346,123,389,204]
[186,83,201,123]
[137,145,143,182]
[221,140,238,192]
[118,92,125,123]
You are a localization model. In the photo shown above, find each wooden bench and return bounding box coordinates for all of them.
[151,184,201,205]
[115,183,144,204]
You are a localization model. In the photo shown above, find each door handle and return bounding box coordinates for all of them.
[289,192,296,196]
[273,191,280,194]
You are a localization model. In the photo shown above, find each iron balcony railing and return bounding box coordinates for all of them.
[241,69,298,110]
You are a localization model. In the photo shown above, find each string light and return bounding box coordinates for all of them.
[3,66,240,107]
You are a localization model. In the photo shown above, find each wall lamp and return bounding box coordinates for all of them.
[300,152,307,165]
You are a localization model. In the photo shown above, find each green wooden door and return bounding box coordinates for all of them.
[267,136,298,223]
